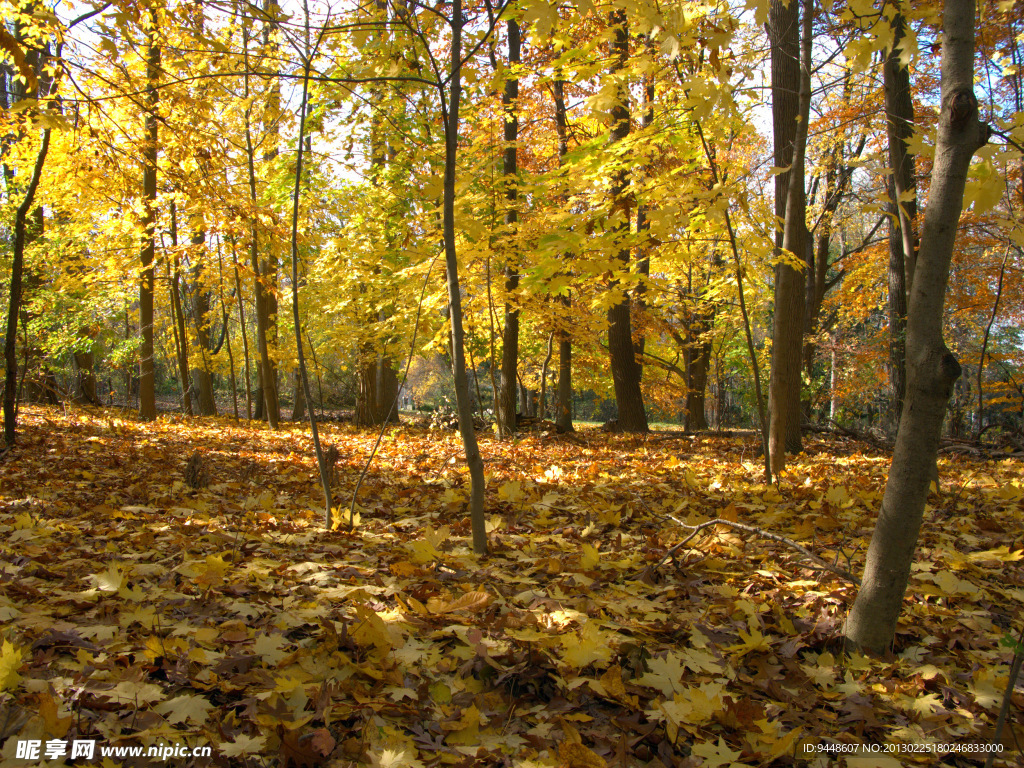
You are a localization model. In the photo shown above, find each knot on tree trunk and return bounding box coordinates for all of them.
[946,88,977,128]
[943,88,990,150]
[922,346,962,399]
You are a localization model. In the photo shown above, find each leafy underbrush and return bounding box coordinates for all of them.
[0,406,1020,767]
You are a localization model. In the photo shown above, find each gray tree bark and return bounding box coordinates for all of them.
[846,0,988,654]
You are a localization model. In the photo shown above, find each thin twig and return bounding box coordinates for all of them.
[649,515,861,586]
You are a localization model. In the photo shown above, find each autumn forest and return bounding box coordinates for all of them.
[1,0,1022,764]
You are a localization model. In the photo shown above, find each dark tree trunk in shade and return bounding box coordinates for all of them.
[767,0,810,471]
[191,228,218,416]
[605,9,648,433]
[685,318,712,432]
[553,77,574,433]
[634,73,655,377]
[3,131,50,444]
[498,19,521,436]
[353,45,400,427]
[138,19,159,422]
[292,369,306,421]
[884,3,918,429]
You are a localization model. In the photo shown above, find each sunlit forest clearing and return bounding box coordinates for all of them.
[0,405,1021,766]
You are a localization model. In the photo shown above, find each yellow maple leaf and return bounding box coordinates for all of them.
[0,640,23,691]
[561,623,613,669]
[351,604,394,654]
[406,538,441,564]
[638,652,686,696]
[580,543,601,570]
[690,737,744,768]
[220,734,265,757]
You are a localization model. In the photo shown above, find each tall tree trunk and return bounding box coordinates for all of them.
[376,354,399,422]
[354,359,378,425]
[846,0,987,654]
[216,242,240,420]
[3,128,50,445]
[685,311,712,432]
[498,19,521,435]
[292,369,306,420]
[975,248,1009,436]
[230,240,252,420]
[74,333,99,406]
[288,52,333,526]
[634,72,655,376]
[243,14,278,429]
[261,0,281,428]
[805,132,865,418]
[553,77,574,433]
[168,203,193,415]
[884,2,918,429]
[5,37,51,409]
[606,9,648,433]
[768,0,811,472]
[191,228,218,416]
[354,59,399,427]
[830,344,838,421]
[138,17,159,422]
[443,0,487,554]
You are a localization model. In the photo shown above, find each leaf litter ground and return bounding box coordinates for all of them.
[0,406,1021,767]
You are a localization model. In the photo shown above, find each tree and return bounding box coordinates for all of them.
[2,9,55,444]
[138,8,160,421]
[883,0,918,429]
[353,13,401,429]
[242,3,279,429]
[440,0,488,554]
[3,130,51,445]
[552,75,573,433]
[767,0,811,472]
[605,8,648,433]
[845,0,989,654]
[497,18,521,436]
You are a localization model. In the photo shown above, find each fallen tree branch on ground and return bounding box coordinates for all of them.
[645,515,862,586]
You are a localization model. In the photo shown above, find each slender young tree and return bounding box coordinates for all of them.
[138,10,160,421]
[167,202,193,415]
[189,226,218,416]
[553,75,574,433]
[884,0,919,428]
[288,15,333,527]
[3,129,51,446]
[441,0,488,554]
[241,11,279,429]
[498,18,521,436]
[846,0,989,654]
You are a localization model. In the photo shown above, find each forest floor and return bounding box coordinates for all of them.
[0,405,1021,767]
